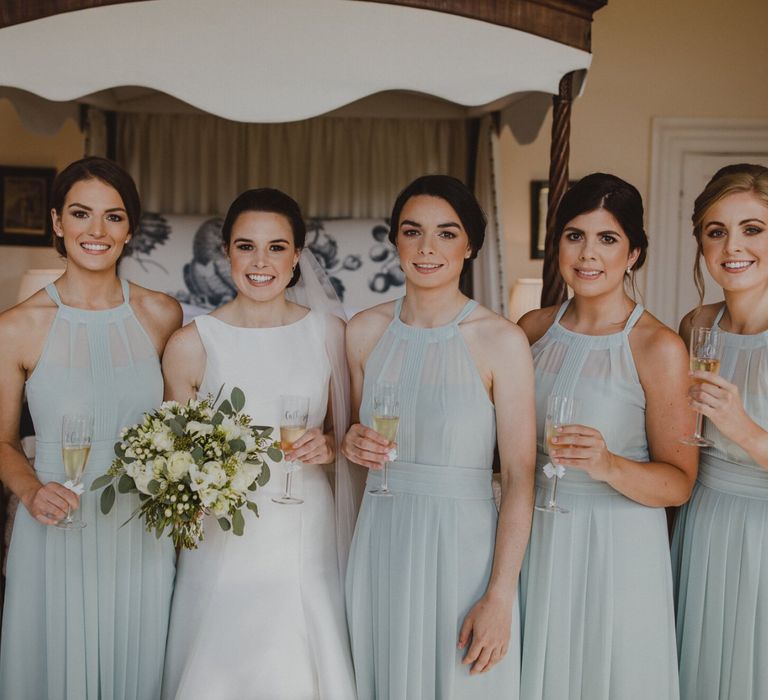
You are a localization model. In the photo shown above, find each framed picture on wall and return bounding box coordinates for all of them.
[530,179,575,260]
[0,165,56,246]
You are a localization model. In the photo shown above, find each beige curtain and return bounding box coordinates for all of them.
[473,115,507,316]
[117,113,467,218]
[84,107,108,157]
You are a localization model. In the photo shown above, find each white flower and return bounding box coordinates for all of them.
[167,451,195,481]
[160,400,180,412]
[243,433,257,452]
[219,417,243,441]
[202,460,227,487]
[152,456,168,478]
[150,426,175,452]
[231,468,255,493]
[185,421,214,438]
[211,497,229,518]
[134,470,153,495]
[197,487,218,508]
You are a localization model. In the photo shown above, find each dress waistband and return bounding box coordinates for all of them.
[365,461,493,499]
[534,452,620,497]
[697,454,768,500]
[34,440,117,486]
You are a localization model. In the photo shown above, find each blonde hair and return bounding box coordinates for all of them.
[691,165,768,306]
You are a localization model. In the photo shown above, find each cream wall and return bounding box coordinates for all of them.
[498,0,768,303]
[0,100,83,311]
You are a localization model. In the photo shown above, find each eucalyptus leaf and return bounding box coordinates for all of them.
[267,446,283,462]
[218,517,231,532]
[232,509,245,536]
[211,413,223,426]
[167,418,185,437]
[191,446,204,462]
[228,438,246,453]
[155,521,165,539]
[100,484,116,514]
[213,383,225,407]
[113,442,126,459]
[231,387,245,413]
[257,463,271,487]
[90,473,114,491]
[147,479,161,496]
[253,425,272,436]
[117,474,134,494]
[219,400,233,416]
[246,501,259,518]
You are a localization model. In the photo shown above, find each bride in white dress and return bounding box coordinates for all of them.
[160,188,358,700]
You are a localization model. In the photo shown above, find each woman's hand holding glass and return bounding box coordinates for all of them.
[688,370,758,447]
[25,482,80,527]
[283,427,334,465]
[341,424,394,471]
[549,424,617,481]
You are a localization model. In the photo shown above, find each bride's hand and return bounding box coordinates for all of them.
[286,428,334,465]
[458,591,512,675]
[341,423,392,470]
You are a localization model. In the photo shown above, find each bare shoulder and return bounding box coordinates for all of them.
[347,300,395,340]
[678,303,721,340]
[462,304,531,359]
[0,290,58,368]
[129,283,183,328]
[630,310,688,380]
[163,319,205,364]
[517,305,558,345]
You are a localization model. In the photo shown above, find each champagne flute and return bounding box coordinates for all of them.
[681,326,723,447]
[369,381,400,497]
[272,395,310,505]
[57,414,92,529]
[535,395,579,515]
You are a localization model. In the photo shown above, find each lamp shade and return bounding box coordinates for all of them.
[17,269,64,303]
[508,278,543,322]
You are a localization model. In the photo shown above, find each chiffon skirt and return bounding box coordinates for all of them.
[346,461,520,700]
[0,442,176,700]
[671,455,768,700]
[520,459,679,700]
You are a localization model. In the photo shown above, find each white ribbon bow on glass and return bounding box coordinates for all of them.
[63,480,85,495]
[387,448,398,462]
[542,462,565,480]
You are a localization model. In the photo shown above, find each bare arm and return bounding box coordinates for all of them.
[0,305,78,524]
[459,320,536,674]
[161,322,206,403]
[552,322,699,506]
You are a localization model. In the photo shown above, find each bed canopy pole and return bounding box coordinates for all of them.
[541,71,574,308]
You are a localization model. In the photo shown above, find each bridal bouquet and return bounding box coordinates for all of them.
[91,387,280,549]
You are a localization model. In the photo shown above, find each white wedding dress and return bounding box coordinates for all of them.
[162,311,356,700]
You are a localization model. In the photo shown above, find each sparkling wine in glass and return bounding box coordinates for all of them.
[369,381,400,497]
[57,414,92,529]
[535,395,579,515]
[681,327,723,447]
[273,395,310,505]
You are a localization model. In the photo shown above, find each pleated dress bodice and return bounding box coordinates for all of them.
[672,304,768,700]
[359,297,495,471]
[520,300,679,700]
[0,280,176,700]
[531,300,649,486]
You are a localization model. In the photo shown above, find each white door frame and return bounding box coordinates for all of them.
[646,117,768,327]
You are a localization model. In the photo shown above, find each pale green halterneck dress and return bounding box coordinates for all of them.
[671,304,768,699]
[520,301,679,700]
[346,298,520,700]
[0,281,176,700]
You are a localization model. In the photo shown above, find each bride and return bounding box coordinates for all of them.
[160,188,357,700]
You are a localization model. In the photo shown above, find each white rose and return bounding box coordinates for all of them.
[202,460,227,487]
[198,487,218,508]
[242,433,257,453]
[151,426,175,453]
[185,421,214,438]
[167,451,195,481]
[152,456,168,478]
[211,497,229,518]
[231,469,255,493]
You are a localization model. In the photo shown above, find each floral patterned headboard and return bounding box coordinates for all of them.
[119,214,405,321]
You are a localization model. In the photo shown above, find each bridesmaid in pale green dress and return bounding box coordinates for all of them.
[672,164,768,700]
[0,157,181,699]
[343,175,536,699]
[518,173,697,700]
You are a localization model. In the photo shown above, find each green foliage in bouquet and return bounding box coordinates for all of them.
[91,387,282,549]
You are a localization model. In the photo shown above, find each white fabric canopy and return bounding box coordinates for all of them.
[0,0,591,124]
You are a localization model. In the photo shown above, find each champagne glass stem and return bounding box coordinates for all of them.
[283,470,293,500]
[693,411,706,441]
[381,461,389,493]
[549,474,559,508]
